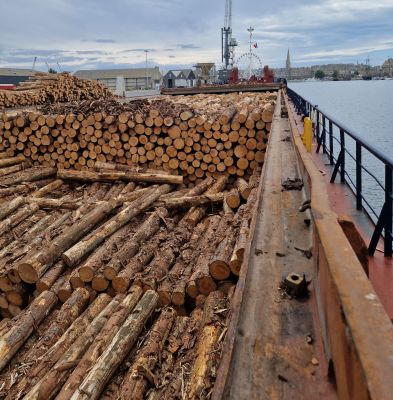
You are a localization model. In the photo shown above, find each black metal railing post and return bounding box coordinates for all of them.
[329,120,334,165]
[322,115,326,154]
[340,128,345,183]
[356,142,362,210]
[385,165,392,257]
[316,110,320,147]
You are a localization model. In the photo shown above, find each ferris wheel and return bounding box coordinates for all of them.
[236,52,263,80]
[235,26,263,80]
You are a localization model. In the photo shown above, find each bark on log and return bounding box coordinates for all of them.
[36,261,66,292]
[0,290,57,372]
[156,192,223,209]
[58,169,183,185]
[56,287,143,400]
[0,196,25,220]
[0,154,25,168]
[0,203,39,233]
[118,308,176,400]
[209,227,237,281]
[0,161,32,177]
[112,241,157,293]
[104,209,166,280]
[18,200,119,283]
[1,167,57,185]
[6,294,111,400]
[225,188,241,209]
[70,290,159,400]
[157,221,207,306]
[25,296,122,400]
[234,177,251,200]
[27,197,80,210]
[62,185,171,268]
[29,179,63,198]
[182,175,228,227]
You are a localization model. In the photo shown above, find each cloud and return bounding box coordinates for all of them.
[83,39,116,43]
[0,0,392,70]
[177,44,200,49]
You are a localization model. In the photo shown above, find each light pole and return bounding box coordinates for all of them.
[144,50,149,90]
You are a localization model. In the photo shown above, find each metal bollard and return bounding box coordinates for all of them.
[303,117,312,152]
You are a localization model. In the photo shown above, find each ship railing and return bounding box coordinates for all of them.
[287,87,393,257]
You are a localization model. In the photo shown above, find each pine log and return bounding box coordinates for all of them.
[56,287,143,400]
[183,175,228,227]
[225,188,241,209]
[26,197,80,210]
[209,227,237,281]
[1,167,57,185]
[0,203,39,233]
[25,296,122,400]
[0,290,57,372]
[18,200,119,283]
[36,261,66,292]
[71,290,159,400]
[22,288,90,361]
[112,240,158,293]
[62,185,171,267]
[0,196,25,220]
[28,179,63,198]
[118,308,176,400]
[157,221,207,306]
[234,177,251,199]
[104,209,166,280]
[58,169,183,185]
[0,154,25,168]
[0,161,32,177]
[6,294,112,400]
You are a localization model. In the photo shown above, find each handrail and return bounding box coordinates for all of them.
[286,86,392,257]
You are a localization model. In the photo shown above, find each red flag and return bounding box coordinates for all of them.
[253,42,258,48]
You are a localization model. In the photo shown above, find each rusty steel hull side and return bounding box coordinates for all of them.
[283,92,393,400]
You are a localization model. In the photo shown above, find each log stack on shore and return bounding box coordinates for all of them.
[0,92,275,185]
[0,72,112,109]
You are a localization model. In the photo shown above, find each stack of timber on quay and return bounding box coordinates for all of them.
[0,72,112,109]
[0,82,273,398]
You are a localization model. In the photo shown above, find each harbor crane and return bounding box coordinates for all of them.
[221,0,237,71]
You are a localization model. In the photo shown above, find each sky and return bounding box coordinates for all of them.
[1,0,393,72]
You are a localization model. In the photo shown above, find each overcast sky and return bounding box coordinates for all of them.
[1,0,393,72]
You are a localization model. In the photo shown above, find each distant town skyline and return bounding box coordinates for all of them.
[1,0,393,72]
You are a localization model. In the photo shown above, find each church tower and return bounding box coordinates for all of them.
[286,49,291,80]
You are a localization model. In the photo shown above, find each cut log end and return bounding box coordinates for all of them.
[209,261,231,281]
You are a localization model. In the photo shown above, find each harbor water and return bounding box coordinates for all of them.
[289,80,393,223]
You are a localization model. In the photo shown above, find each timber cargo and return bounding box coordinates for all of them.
[0,74,392,400]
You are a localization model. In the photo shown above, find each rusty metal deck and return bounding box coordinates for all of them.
[213,90,393,400]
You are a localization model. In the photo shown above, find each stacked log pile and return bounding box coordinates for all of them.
[0,72,112,109]
[0,160,262,398]
[0,92,275,185]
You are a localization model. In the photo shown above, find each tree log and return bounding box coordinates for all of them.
[0,154,25,168]
[63,185,170,268]
[71,290,158,400]
[104,209,166,280]
[56,287,143,400]
[118,308,176,400]
[58,169,183,185]
[18,200,119,283]
[25,296,122,400]
[0,290,57,372]
[6,293,112,400]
